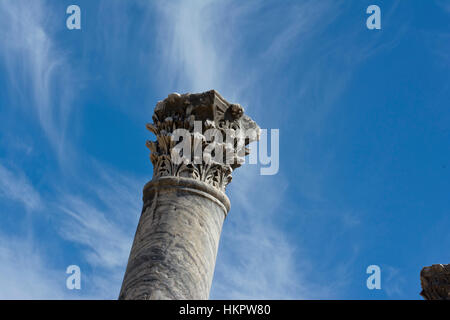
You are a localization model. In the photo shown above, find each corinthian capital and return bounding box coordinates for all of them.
[420,264,450,300]
[145,90,260,192]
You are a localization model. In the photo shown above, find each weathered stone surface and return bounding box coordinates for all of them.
[420,264,450,300]
[119,91,259,300]
[119,177,229,299]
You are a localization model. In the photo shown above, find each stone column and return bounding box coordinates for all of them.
[420,264,450,300]
[119,90,260,300]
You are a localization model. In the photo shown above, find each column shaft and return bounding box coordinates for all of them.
[119,177,229,299]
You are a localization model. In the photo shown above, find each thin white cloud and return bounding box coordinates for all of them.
[0,0,76,162]
[0,234,67,299]
[0,163,42,211]
[0,231,117,300]
[153,0,226,93]
[0,1,139,299]
[437,0,450,13]
[383,265,407,298]
[59,197,132,269]
[0,160,144,299]
[55,164,144,299]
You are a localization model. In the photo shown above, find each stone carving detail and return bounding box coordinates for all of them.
[420,264,450,300]
[146,90,260,192]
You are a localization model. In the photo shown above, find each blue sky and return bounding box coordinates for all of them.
[0,0,449,299]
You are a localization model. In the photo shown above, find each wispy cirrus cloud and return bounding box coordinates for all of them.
[55,163,144,298]
[0,233,69,299]
[0,163,42,211]
[0,157,145,299]
[437,0,450,13]
[153,0,229,93]
[59,197,133,269]
[383,265,407,298]
[0,0,76,162]
[0,1,140,299]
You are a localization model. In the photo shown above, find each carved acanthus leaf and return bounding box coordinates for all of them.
[146,90,260,192]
